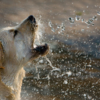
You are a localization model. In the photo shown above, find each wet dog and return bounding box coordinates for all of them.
[0,15,49,100]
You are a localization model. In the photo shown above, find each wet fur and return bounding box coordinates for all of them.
[0,15,49,100]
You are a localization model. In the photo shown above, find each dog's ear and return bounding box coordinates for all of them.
[0,42,5,69]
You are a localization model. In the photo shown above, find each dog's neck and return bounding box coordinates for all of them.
[1,63,25,91]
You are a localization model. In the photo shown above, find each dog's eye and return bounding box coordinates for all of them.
[14,30,18,38]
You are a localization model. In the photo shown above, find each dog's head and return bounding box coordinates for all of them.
[0,15,49,66]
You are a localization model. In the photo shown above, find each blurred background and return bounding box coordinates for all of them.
[0,0,100,100]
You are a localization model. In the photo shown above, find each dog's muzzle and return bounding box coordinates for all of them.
[33,44,49,56]
[28,15,36,24]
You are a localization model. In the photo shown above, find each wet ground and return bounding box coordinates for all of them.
[0,0,100,100]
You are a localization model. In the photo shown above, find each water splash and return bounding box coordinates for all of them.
[45,56,61,74]
[47,74,50,85]
[48,21,52,27]
[61,71,72,77]
[97,12,100,15]
[68,15,97,26]
[85,16,97,25]
[85,18,94,25]
[81,19,84,22]
[36,19,61,77]
[69,17,75,24]
[35,18,44,45]
[53,98,56,100]
[93,16,97,20]
[63,79,68,84]
[37,72,40,80]
[75,16,81,21]
[81,29,84,32]
[56,23,65,34]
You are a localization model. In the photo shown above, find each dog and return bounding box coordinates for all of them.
[0,15,49,100]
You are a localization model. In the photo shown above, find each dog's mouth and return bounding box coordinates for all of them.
[29,43,49,60]
[28,15,49,58]
[33,44,49,56]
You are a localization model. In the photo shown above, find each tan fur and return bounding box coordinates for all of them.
[0,15,49,100]
[0,42,5,69]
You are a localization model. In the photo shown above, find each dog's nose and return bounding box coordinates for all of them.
[28,15,36,23]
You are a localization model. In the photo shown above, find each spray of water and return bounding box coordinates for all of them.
[36,18,61,76]
[35,18,44,45]
[45,56,61,74]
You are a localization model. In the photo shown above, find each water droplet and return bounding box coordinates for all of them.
[65,92,68,95]
[47,74,50,80]
[61,23,65,31]
[92,23,94,26]
[53,98,56,100]
[93,16,97,20]
[57,26,60,29]
[58,31,61,34]
[16,22,19,25]
[81,29,84,32]
[97,12,100,15]
[88,95,92,99]
[37,73,40,80]
[51,28,55,32]
[85,18,94,25]
[39,59,44,64]
[83,94,86,97]
[87,65,91,67]
[48,21,52,27]
[75,16,81,21]
[87,26,89,28]
[63,80,68,84]
[66,71,72,76]
[81,19,84,22]
[69,17,74,24]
